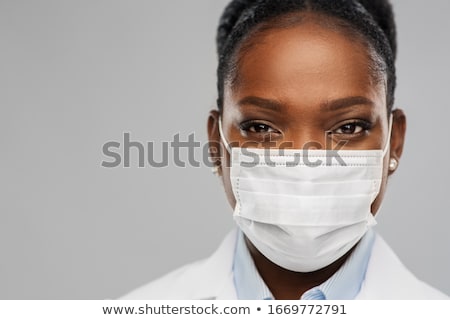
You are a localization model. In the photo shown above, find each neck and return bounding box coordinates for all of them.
[244,236,355,300]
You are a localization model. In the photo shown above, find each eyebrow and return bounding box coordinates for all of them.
[237,95,374,112]
[320,96,375,111]
[237,96,283,111]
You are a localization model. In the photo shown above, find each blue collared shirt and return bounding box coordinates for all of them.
[232,228,375,300]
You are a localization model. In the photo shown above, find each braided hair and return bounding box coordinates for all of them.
[216,0,397,112]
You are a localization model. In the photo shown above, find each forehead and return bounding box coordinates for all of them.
[227,18,386,112]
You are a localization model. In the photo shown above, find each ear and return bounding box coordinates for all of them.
[388,109,407,175]
[207,110,222,175]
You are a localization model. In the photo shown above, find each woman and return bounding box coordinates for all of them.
[122,0,448,299]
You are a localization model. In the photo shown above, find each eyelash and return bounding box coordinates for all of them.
[239,120,280,135]
[332,120,373,137]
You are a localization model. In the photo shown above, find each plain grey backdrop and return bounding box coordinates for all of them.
[1,0,449,299]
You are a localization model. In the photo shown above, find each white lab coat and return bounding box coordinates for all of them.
[121,229,448,300]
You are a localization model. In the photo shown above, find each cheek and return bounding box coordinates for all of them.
[370,154,391,215]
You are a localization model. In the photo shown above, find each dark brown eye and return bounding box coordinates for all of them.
[248,123,275,133]
[335,123,363,135]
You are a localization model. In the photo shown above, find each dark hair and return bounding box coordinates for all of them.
[216,0,397,112]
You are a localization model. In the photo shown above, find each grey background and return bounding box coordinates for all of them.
[1,0,449,299]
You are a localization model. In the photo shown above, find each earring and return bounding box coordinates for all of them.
[389,158,398,171]
[211,164,221,176]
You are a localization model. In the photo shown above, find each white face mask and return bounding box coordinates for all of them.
[218,115,392,272]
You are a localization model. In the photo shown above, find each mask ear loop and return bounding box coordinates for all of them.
[218,115,232,154]
[382,113,394,157]
[370,112,395,221]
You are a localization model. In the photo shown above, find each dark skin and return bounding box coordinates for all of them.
[208,17,406,300]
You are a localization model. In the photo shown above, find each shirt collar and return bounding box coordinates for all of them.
[232,228,375,300]
[232,230,273,300]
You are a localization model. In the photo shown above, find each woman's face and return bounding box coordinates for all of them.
[208,18,406,215]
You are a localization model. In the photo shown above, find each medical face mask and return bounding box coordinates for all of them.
[218,115,392,272]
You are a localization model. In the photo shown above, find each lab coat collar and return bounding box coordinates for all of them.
[186,229,238,300]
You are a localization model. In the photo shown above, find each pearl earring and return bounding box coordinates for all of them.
[389,158,398,171]
[211,165,221,176]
